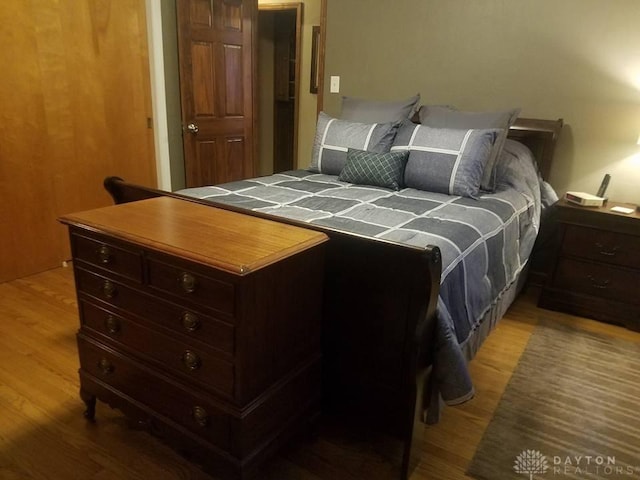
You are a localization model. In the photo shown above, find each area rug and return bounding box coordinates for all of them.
[467,320,640,480]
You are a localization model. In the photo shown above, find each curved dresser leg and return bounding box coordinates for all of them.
[80,389,97,421]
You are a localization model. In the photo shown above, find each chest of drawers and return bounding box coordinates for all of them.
[60,197,328,479]
[539,199,640,330]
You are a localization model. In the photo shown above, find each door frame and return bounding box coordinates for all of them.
[317,0,327,115]
[145,0,172,190]
[258,3,302,170]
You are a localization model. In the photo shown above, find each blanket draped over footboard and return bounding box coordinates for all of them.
[178,139,544,416]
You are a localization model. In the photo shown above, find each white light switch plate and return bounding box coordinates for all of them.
[330,76,340,93]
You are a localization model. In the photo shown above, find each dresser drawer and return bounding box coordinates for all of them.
[79,301,235,397]
[76,267,235,350]
[78,287,234,356]
[562,225,640,268]
[554,258,640,305]
[72,232,143,282]
[147,257,235,317]
[77,334,231,450]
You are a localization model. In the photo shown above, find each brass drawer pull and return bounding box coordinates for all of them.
[102,280,117,298]
[104,315,120,334]
[595,243,619,257]
[178,272,198,293]
[191,406,209,427]
[182,350,201,371]
[96,245,112,264]
[181,312,201,332]
[98,357,114,375]
[587,275,610,290]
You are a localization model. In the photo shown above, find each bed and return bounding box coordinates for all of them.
[104,114,562,479]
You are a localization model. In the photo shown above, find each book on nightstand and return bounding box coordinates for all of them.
[564,191,606,207]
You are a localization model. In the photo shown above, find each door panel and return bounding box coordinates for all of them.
[178,0,256,188]
[224,45,244,116]
[0,0,155,283]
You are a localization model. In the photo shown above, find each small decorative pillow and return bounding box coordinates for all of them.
[392,123,498,197]
[418,105,520,191]
[310,112,399,175]
[339,148,409,190]
[340,93,421,123]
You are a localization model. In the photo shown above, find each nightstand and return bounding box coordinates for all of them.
[538,199,640,331]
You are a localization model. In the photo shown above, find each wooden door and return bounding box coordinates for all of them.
[177,0,257,188]
[0,0,156,283]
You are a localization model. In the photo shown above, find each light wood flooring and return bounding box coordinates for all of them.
[1,266,639,479]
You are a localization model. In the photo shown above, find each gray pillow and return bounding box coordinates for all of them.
[339,148,409,191]
[391,123,498,197]
[340,94,420,123]
[418,105,520,191]
[310,112,399,175]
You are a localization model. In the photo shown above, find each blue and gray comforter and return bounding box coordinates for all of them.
[178,139,551,412]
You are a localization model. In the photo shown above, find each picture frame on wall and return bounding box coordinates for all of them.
[310,25,320,94]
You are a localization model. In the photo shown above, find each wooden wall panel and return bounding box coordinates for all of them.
[191,0,214,26]
[224,45,244,115]
[222,2,242,30]
[0,0,156,283]
[192,42,216,116]
[224,138,246,180]
[190,140,218,186]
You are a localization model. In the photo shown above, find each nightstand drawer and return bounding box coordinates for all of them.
[72,232,143,282]
[78,334,231,450]
[562,225,640,268]
[554,258,640,305]
[147,257,235,317]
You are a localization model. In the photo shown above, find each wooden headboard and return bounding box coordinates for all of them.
[508,117,563,181]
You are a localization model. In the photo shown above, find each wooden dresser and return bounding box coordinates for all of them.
[59,197,328,479]
[539,199,640,330]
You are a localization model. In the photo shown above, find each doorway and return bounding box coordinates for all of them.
[257,4,302,175]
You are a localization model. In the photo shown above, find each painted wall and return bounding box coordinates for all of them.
[259,0,321,170]
[160,0,186,190]
[323,0,640,203]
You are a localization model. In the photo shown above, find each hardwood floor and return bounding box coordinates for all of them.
[1,266,638,479]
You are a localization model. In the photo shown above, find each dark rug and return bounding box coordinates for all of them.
[467,320,640,479]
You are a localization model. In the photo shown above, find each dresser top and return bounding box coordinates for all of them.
[59,197,328,275]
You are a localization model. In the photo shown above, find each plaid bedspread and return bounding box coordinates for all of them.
[178,140,543,413]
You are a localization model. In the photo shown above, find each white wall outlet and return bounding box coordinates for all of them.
[330,76,340,93]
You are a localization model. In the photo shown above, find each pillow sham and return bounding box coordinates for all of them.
[310,112,399,175]
[391,123,498,198]
[340,93,420,123]
[339,148,409,191]
[418,105,520,191]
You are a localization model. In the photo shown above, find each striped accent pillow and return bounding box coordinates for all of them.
[310,112,399,175]
[391,123,498,198]
[418,106,520,191]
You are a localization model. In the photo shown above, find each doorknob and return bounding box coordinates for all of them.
[186,123,199,134]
